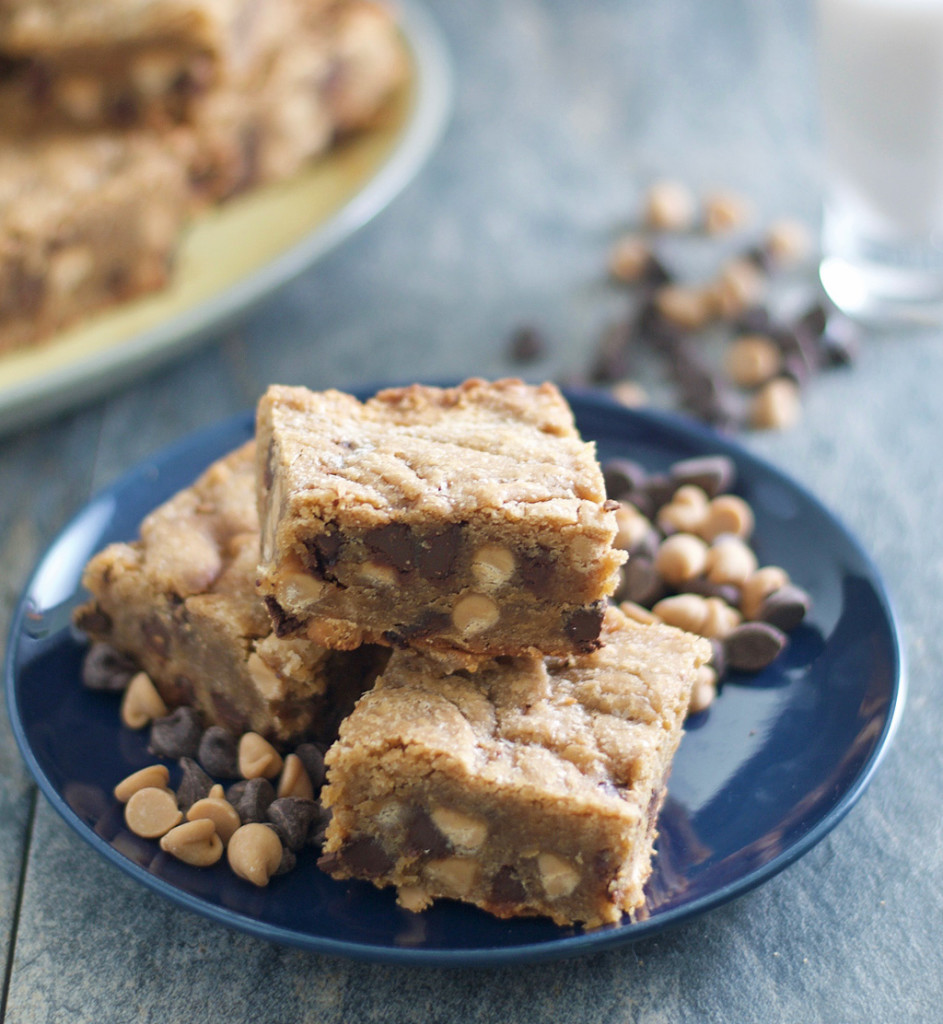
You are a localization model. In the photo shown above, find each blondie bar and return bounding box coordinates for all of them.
[255,380,626,659]
[74,442,385,747]
[187,0,405,202]
[0,0,295,130]
[0,131,189,353]
[318,607,710,928]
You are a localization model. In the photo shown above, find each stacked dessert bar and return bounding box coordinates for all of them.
[0,0,406,353]
[77,379,710,928]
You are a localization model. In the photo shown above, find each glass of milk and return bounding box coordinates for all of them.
[817,0,943,325]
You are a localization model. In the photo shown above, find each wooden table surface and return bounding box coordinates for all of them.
[1,2,940,1021]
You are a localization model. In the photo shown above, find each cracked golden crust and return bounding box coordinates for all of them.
[256,379,610,524]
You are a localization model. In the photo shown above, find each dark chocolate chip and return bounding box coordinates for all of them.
[227,777,276,823]
[489,865,527,907]
[669,455,736,498]
[198,725,240,778]
[818,313,860,367]
[267,798,318,852]
[641,474,677,514]
[149,706,202,760]
[293,743,327,791]
[709,638,727,680]
[618,558,666,607]
[303,529,343,576]
[601,457,648,500]
[508,325,546,363]
[176,757,214,811]
[734,305,774,335]
[518,549,556,593]
[758,584,810,632]
[589,319,636,383]
[317,849,342,874]
[363,523,415,572]
[306,803,333,849]
[406,808,450,858]
[263,596,304,638]
[275,847,297,876]
[81,643,136,692]
[564,602,605,648]
[795,302,828,341]
[723,621,787,672]
[333,835,395,876]
[74,606,113,638]
[415,525,463,580]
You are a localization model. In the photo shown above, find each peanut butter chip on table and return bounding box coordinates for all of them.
[120,671,167,730]
[113,764,170,803]
[160,818,224,866]
[124,786,182,839]
[228,823,284,886]
[238,732,284,780]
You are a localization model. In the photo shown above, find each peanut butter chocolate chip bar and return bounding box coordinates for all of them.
[255,380,626,659]
[0,0,296,130]
[187,0,406,202]
[0,131,189,353]
[318,607,710,928]
[74,442,385,747]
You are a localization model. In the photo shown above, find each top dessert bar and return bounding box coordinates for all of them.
[74,441,384,747]
[0,0,297,129]
[255,379,626,659]
[318,606,711,928]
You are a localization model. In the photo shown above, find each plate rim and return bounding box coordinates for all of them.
[4,395,907,968]
[0,0,453,437]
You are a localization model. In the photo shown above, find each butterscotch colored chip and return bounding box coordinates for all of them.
[114,764,170,803]
[228,823,284,886]
[238,732,284,780]
[160,819,225,866]
[125,787,182,839]
[121,672,168,730]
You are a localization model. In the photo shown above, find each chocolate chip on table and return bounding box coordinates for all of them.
[267,797,318,852]
[507,325,546,363]
[81,643,137,692]
[723,621,788,672]
[758,584,811,632]
[293,743,327,791]
[227,776,276,824]
[176,756,214,811]
[198,725,240,778]
[616,557,666,607]
[149,706,202,759]
[669,455,736,499]
[601,457,649,501]
[306,803,333,850]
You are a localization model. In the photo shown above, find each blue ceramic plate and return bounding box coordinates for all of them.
[5,391,905,967]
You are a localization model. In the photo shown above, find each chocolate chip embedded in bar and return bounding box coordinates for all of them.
[74,442,386,748]
[317,606,711,929]
[255,380,627,660]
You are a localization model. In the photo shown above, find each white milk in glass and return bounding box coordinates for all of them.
[817,0,943,323]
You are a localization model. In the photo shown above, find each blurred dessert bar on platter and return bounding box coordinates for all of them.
[0,0,407,351]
